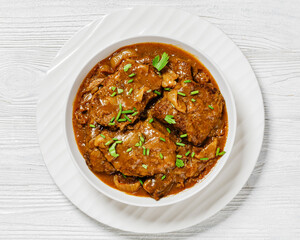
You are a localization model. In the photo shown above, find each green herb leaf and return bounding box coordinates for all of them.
[184,80,191,83]
[117,118,126,122]
[178,91,186,96]
[124,63,132,72]
[176,155,182,158]
[117,88,124,94]
[152,52,169,71]
[191,152,195,158]
[127,79,133,83]
[110,117,115,123]
[160,137,166,142]
[191,98,196,102]
[185,151,190,156]
[154,90,161,95]
[142,164,148,169]
[161,175,166,180]
[147,89,152,93]
[108,122,115,126]
[89,124,96,128]
[122,110,134,114]
[159,153,164,159]
[200,157,209,160]
[143,147,146,155]
[140,135,145,143]
[122,173,127,178]
[108,141,122,158]
[190,90,199,95]
[139,179,144,185]
[164,88,170,91]
[111,92,117,97]
[166,128,171,133]
[216,147,220,156]
[128,88,133,95]
[129,73,136,77]
[111,86,116,91]
[116,103,122,121]
[112,138,118,141]
[105,140,113,146]
[176,142,185,147]
[208,105,214,110]
[131,111,138,117]
[124,114,132,122]
[147,148,150,156]
[176,159,184,168]
[180,133,188,138]
[100,134,106,139]
[149,118,154,123]
[219,151,226,156]
[165,115,176,124]
[126,148,132,152]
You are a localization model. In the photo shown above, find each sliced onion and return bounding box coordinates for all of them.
[110,49,138,69]
[167,90,186,113]
[162,68,178,88]
[113,175,141,192]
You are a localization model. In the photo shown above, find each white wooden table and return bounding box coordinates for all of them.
[1,0,299,239]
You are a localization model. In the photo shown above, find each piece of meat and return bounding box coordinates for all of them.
[143,174,174,200]
[193,138,218,160]
[153,80,224,146]
[94,121,176,177]
[86,148,116,174]
[90,60,162,130]
[192,67,211,84]
[168,57,193,81]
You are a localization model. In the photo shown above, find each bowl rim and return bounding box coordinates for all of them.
[64,35,237,207]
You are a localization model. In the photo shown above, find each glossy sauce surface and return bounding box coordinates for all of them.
[73,43,228,200]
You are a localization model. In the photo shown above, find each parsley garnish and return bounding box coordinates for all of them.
[142,164,148,169]
[149,118,154,123]
[152,52,169,71]
[109,140,122,158]
[117,88,123,94]
[129,73,136,77]
[154,90,161,95]
[216,147,220,156]
[89,124,95,128]
[176,159,184,168]
[165,115,176,124]
[123,64,131,72]
[139,179,144,185]
[161,175,166,180]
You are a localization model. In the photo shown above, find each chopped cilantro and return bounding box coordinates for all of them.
[176,159,184,168]
[165,115,176,124]
[152,52,169,71]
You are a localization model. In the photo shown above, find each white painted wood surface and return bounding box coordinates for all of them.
[0,0,299,239]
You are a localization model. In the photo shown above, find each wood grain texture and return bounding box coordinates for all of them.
[0,0,299,239]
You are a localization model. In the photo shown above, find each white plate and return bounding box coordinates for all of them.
[37,7,264,233]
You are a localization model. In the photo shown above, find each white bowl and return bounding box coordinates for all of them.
[64,36,237,207]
